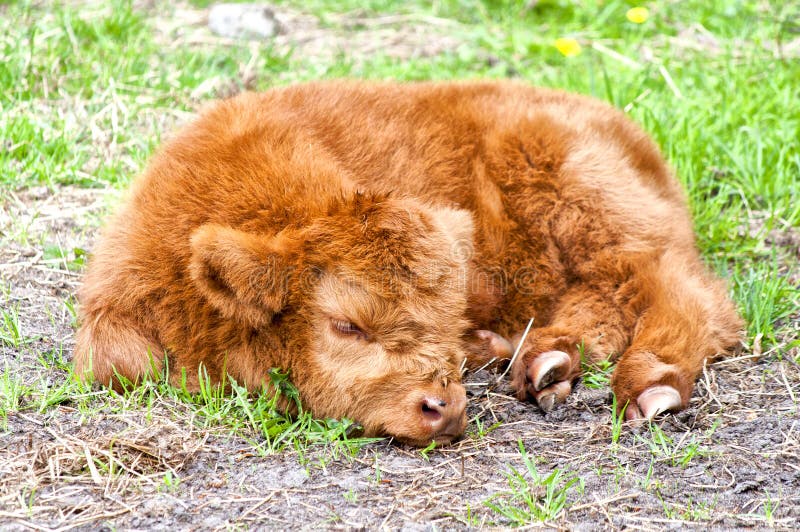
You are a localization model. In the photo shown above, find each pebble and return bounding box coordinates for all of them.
[208,3,281,40]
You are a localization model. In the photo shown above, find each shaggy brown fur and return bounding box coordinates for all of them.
[74,80,742,445]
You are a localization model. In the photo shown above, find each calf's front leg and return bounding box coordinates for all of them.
[510,283,633,411]
[464,330,514,370]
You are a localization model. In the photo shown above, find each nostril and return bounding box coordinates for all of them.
[420,398,444,423]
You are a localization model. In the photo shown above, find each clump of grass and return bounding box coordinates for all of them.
[580,340,615,390]
[636,423,712,468]
[469,416,502,440]
[658,494,716,522]
[582,358,614,389]
[729,257,799,349]
[117,363,381,458]
[42,244,87,272]
[0,304,30,348]
[484,440,584,524]
[610,393,628,447]
[0,366,33,429]
[5,350,380,460]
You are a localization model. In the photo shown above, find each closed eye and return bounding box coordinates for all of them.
[330,318,368,341]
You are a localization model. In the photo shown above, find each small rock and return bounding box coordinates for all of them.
[201,514,227,529]
[208,3,281,40]
[26,186,51,200]
[732,479,763,494]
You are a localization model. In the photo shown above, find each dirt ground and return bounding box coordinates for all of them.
[1,185,798,530]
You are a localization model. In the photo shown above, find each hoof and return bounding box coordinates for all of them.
[535,380,572,412]
[475,330,514,360]
[625,385,682,421]
[528,350,572,392]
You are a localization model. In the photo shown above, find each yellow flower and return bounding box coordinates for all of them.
[554,38,582,57]
[626,7,649,24]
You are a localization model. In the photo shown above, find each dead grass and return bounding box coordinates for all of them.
[1,406,205,529]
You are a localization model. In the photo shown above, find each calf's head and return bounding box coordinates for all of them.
[189,194,474,446]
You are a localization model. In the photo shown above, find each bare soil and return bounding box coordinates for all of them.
[1,184,798,530]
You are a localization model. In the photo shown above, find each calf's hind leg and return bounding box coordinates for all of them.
[611,255,742,420]
[511,253,741,418]
[73,311,164,392]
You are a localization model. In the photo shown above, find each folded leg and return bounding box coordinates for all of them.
[510,283,633,411]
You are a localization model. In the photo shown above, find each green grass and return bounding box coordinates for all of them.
[1,0,795,329]
[0,366,33,429]
[730,258,799,347]
[636,423,713,468]
[0,304,33,349]
[610,393,628,447]
[580,341,615,389]
[157,367,380,458]
[0,354,379,457]
[484,440,584,524]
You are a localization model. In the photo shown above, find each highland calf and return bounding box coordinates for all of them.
[74,81,742,445]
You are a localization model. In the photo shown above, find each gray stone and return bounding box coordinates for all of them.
[208,3,281,40]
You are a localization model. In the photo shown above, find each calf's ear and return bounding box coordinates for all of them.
[189,224,296,327]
